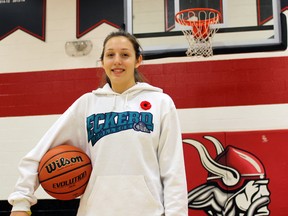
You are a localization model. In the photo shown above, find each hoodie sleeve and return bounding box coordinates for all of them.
[158,98,188,216]
[8,94,89,212]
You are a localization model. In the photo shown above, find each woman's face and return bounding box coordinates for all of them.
[102,36,142,93]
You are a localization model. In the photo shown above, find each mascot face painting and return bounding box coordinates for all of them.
[183,136,270,216]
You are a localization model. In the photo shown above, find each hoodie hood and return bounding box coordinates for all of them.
[92,82,163,96]
[92,82,163,111]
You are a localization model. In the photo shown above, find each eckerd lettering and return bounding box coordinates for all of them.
[87,111,154,146]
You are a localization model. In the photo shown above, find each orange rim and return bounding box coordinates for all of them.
[175,8,221,27]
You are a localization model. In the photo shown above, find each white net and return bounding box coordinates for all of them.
[175,8,220,57]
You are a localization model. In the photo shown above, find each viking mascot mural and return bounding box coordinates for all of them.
[183,136,270,216]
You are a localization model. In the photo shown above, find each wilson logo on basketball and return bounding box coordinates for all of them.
[45,156,84,174]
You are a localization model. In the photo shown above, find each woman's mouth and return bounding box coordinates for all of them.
[112,68,125,75]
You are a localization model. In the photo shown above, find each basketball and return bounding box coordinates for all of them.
[38,144,92,200]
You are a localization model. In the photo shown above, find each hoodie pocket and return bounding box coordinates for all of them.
[85,175,163,216]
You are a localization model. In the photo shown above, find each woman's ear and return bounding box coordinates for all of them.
[135,55,143,68]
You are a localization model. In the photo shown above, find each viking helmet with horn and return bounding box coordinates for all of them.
[183,136,265,191]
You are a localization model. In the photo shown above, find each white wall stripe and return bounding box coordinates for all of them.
[178,104,288,133]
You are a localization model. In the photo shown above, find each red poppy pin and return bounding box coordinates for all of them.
[140,101,151,110]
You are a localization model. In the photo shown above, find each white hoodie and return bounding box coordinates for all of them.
[8,83,188,216]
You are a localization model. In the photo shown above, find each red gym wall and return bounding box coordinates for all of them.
[2,56,288,117]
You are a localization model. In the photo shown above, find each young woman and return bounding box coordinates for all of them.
[9,30,188,216]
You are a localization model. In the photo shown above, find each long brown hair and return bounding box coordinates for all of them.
[99,30,147,87]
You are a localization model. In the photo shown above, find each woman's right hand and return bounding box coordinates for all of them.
[10,211,30,216]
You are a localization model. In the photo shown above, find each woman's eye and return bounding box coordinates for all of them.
[122,53,129,57]
[106,53,114,57]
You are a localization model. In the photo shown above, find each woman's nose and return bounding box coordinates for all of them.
[114,54,122,65]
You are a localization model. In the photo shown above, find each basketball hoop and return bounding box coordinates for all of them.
[175,8,221,57]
